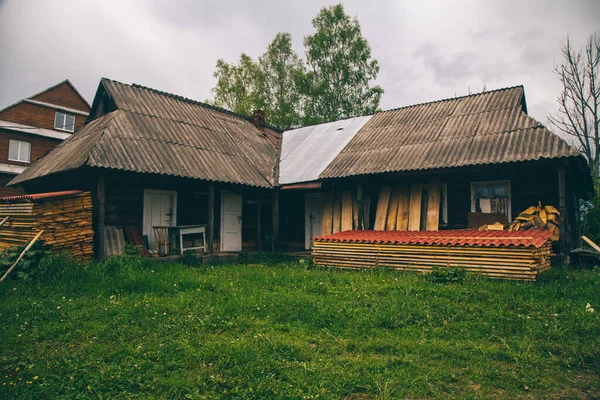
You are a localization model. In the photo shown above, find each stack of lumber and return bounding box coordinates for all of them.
[374,179,442,232]
[506,202,560,241]
[313,229,553,281]
[0,191,94,260]
[321,191,370,235]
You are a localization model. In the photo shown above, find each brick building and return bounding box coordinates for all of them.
[0,80,90,196]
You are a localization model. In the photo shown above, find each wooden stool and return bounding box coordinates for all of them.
[153,226,171,256]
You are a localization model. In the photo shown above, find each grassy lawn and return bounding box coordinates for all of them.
[0,254,599,399]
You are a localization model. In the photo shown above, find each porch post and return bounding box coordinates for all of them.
[256,188,262,251]
[272,188,280,251]
[94,172,106,259]
[357,181,364,230]
[558,163,567,257]
[207,182,215,254]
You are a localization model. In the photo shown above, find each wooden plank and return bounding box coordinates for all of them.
[582,236,600,253]
[94,173,106,259]
[386,188,400,231]
[341,191,353,232]
[352,193,359,230]
[395,185,410,231]
[332,192,342,234]
[364,197,371,229]
[408,184,423,231]
[321,191,334,235]
[374,187,392,231]
[558,164,567,255]
[426,179,441,231]
[256,188,261,251]
[356,182,364,230]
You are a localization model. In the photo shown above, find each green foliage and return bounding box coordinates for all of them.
[428,266,467,284]
[209,4,383,129]
[179,250,202,267]
[1,261,598,398]
[582,178,600,244]
[0,243,53,281]
[300,4,383,125]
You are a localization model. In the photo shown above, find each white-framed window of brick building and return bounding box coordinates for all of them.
[8,139,31,163]
[54,111,75,132]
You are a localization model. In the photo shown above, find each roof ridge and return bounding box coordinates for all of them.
[380,85,525,114]
[101,78,283,132]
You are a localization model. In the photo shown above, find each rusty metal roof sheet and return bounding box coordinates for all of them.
[0,190,83,203]
[11,79,278,188]
[313,229,552,248]
[279,115,372,184]
[321,86,581,179]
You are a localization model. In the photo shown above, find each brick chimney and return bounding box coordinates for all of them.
[252,109,265,129]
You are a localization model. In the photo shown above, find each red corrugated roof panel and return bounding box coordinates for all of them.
[0,190,83,202]
[313,229,552,248]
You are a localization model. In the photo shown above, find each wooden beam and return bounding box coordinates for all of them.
[558,165,567,256]
[341,191,353,231]
[395,185,410,231]
[386,187,400,231]
[256,188,261,252]
[94,172,106,259]
[321,191,334,235]
[207,182,215,254]
[408,183,423,231]
[272,188,280,251]
[332,191,342,234]
[426,178,441,231]
[356,182,364,230]
[374,186,392,231]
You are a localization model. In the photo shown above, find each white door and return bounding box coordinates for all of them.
[143,189,177,250]
[221,191,242,252]
[305,193,323,249]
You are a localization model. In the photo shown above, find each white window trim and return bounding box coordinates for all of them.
[470,180,511,221]
[8,139,31,163]
[54,111,75,132]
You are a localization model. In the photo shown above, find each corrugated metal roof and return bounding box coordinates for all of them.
[314,229,552,248]
[11,79,279,188]
[321,86,581,179]
[0,190,83,202]
[279,116,371,184]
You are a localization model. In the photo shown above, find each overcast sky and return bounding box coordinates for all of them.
[0,0,598,126]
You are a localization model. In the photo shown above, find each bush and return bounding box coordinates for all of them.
[581,178,600,245]
[428,266,466,284]
[0,243,51,281]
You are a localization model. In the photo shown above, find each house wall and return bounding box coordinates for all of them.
[0,128,62,167]
[30,82,90,112]
[279,159,582,253]
[0,102,86,132]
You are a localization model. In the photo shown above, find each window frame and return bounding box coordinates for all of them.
[54,111,76,132]
[470,180,511,220]
[8,139,31,163]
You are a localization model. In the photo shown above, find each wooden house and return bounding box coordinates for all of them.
[278,86,591,257]
[10,79,281,257]
[8,81,591,259]
[0,80,90,196]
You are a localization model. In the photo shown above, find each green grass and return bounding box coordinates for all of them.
[0,255,599,399]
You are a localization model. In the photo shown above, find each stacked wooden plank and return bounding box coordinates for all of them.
[374,179,441,231]
[313,229,553,281]
[507,203,560,241]
[0,191,94,260]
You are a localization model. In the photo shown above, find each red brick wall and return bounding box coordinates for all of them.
[30,82,90,112]
[0,129,62,167]
[0,102,85,132]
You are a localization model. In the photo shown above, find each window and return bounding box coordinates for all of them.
[54,111,75,132]
[471,180,511,219]
[8,140,31,163]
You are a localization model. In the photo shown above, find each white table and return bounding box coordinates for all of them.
[169,225,207,255]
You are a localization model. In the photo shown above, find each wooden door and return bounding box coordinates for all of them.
[305,193,323,249]
[143,189,177,250]
[221,191,242,252]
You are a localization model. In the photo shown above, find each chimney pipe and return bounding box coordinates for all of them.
[252,109,265,129]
